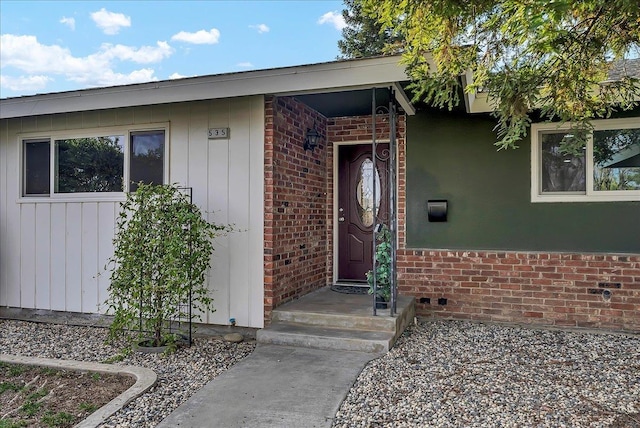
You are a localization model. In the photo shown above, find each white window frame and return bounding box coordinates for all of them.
[19,123,169,202]
[531,117,640,202]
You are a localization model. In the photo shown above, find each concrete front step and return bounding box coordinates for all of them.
[272,308,399,332]
[256,322,394,354]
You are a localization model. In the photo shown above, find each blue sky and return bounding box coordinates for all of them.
[0,1,348,98]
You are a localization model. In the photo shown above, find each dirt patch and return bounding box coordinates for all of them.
[0,361,135,428]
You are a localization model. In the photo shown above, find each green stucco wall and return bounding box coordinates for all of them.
[405,110,640,253]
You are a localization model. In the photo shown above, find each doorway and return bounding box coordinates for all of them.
[336,143,389,283]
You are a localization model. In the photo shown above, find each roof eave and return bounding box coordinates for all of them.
[0,56,411,119]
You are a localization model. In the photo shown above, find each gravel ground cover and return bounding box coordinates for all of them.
[333,320,640,428]
[0,320,255,428]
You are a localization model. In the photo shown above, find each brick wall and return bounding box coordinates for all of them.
[263,96,329,323]
[396,250,640,331]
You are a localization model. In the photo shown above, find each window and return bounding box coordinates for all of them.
[22,127,166,197]
[531,118,640,202]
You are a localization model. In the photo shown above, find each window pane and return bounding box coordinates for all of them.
[593,128,640,191]
[24,140,50,195]
[356,158,381,227]
[540,132,586,192]
[55,136,124,193]
[130,131,164,191]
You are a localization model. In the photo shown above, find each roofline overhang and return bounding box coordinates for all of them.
[461,69,640,115]
[0,55,413,119]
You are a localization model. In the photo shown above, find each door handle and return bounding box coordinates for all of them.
[338,216,345,222]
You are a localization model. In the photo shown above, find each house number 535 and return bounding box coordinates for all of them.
[208,128,229,139]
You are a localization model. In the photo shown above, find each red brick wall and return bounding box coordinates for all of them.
[263,96,329,323]
[395,115,639,332]
[396,250,640,331]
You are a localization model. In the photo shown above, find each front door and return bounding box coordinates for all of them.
[337,143,389,282]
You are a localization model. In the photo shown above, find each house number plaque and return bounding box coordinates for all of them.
[208,128,229,139]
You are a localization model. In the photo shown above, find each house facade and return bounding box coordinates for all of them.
[1,56,638,332]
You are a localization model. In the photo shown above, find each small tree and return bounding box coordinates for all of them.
[106,183,231,348]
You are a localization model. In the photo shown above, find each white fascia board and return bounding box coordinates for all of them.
[392,82,416,115]
[0,56,410,119]
[461,69,640,115]
[461,69,494,114]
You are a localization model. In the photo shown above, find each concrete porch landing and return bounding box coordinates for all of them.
[256,286,415,354]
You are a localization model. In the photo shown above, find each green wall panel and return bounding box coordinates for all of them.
[405,110,640,253]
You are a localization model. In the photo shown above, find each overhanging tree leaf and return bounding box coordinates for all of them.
[355,0,640,150]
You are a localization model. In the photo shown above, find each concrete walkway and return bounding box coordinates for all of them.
[156,344,375,428]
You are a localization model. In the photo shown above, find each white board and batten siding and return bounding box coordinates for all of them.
[0,96,265,328]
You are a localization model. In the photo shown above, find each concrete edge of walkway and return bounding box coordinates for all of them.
[0,354,157,428]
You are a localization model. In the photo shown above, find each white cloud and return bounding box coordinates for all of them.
[92,68,157,87]
[171,28,220,45]
[318,11,347,31]
[169,72,186,79]
[60,16,75,30]
[0,34,171,90]
[0,74,51,91]
[249,24,270,34]
[91,8,131,35]
[99,41,174,64]
[236,62,254,68]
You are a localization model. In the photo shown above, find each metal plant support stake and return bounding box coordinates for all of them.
[175,186,194,347]
[370,87,399,316]
[389,97,398,316]
[372,88,378,316]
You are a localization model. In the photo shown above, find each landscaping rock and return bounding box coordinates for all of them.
[223,333,244,343]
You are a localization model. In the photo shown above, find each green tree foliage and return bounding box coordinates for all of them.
[338,0,402,58]
[56,136,124,192]
[359,0,640,149]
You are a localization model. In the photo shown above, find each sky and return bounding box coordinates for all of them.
[0,0,348,98]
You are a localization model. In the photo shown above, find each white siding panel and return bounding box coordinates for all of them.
[188,102,210,322]
[133,106,152,124]
[115,108,135,126]
[50,203,67,311]
[228,98,251,326]
[206,100,230,325]
[65,112,84,129]
[151,104,171,123]
[248,96,265,328]
[34,203,51,309]
[20,203,36,308]
[36,115,53,131]
[4,119,21,307]
[97,202,116,313]
[169,105,189,186]
[99,110,116,127]
[0,119,10,306]
[82,111,100,128]
[65,204,82,312]
[81,203,99,313]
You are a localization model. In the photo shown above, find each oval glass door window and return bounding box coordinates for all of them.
[356,158,381,227]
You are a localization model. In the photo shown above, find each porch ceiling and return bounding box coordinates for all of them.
[295,88,393,118]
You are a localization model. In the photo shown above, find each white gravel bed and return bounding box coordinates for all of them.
[0,319,255,427]
[333,320,640,428]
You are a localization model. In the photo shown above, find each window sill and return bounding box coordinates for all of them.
[531,193,640,203]
[17,194,127,204]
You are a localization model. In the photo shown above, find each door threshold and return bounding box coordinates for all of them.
[333,281,368,288]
